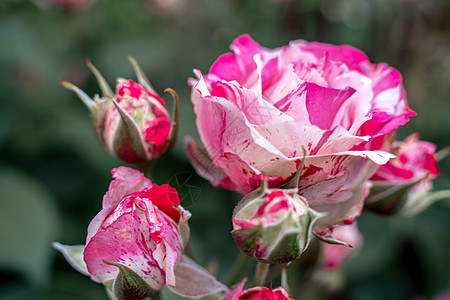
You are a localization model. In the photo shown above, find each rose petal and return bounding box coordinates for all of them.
[209,34,268,86]
[86,167,151,244]
[84,211,164,289]
[139,184,180,223]
[213,153,262,195]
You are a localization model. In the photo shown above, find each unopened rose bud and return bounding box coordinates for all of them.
[232,186,323,263]
[61,57,178,164]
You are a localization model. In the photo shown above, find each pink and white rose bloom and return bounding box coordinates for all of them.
[186,34,414,230]
[83,166,190,292]
[367,134,440,215]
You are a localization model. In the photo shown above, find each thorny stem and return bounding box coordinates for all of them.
[252,262,270,287]
[226,252,252,286]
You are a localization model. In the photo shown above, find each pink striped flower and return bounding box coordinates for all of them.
[186,34,414,230]
[83,167,190,293]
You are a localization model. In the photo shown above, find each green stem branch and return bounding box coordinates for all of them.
[281,266,291,294]
[252,262,270,287]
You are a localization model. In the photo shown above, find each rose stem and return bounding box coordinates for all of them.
[252,262,270,287]
[281,265,291,294]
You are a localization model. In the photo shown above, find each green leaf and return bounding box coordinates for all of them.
[0,165,60,285]
[60,80,97,118]
[103,261,155,300]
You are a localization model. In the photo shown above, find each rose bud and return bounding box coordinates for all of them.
[186,34,415,234]
[225,279,293,300]
[366,134,445,216]
[83,166,190,297]
[61,57,178,164]
[232,184,323,263]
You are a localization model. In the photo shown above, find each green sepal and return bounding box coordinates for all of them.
[103,261,156,300]
[164,88,179,153]
[232,181,268,220]
[264,206,323,263]
[399,189,450,217]
[168,255,229,298]
[128,56,155,93]
[265,231,301,263]
[52,242,89,276]
[231,224,261,258]
[111,97,150,163]
[86,60,114,98]
[60,80,97,118]
[313,231,352,247]
[303,207,326,250]
[365,174,428,215]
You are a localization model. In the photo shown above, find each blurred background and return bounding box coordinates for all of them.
[1,0,449,299]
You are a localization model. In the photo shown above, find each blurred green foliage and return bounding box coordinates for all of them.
[1,0,449,299]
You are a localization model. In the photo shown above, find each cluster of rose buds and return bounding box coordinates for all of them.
[55,35,448,300]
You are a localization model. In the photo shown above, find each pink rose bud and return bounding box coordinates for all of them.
[61,57,178,164]
[367,134,440,216]
[186,34,414,231]
[225,280,293,300]
[232,186,323,263]
[83,167,190,296]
